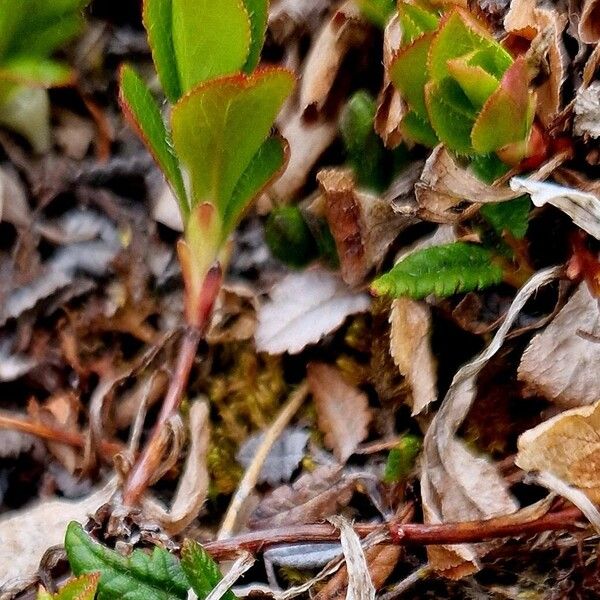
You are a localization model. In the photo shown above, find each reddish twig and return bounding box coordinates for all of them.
[203,507,585,560]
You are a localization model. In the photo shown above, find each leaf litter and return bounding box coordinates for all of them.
[2,1,600,599]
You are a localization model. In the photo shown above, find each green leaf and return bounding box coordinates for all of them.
[390,32,434,118]
[357,0,396,28]
[480,197,531,239]
[242,0,268,72]
[224,136,288,236]
[119,64,188,216]
[143,0,181,102]
[171,0,251,92]
[0,57,73,87]
[0,0,27,60]
[400,110,438,147]
[371,242,503,299]
[37,574,100,600]
[180,539,235,600]
[425,78,476,155]
[171,68,294,214]
[471,57,535,155]
[65,522,190,600]
[341,90,387,191]
[398,2,439,45]
[427,8,511,82]
[446,56,499,108]
[265,205,318,268]
[383,435,422,484]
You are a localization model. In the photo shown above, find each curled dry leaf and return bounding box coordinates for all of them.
[0,480,116,590]
[300,1,367,113]
[510,176,600,240]
[143,400,210,534]
[389,298,437,415]
[248,465,355,529]
[207,283,258,344]
[516,399,600,504]
[0,166,30,228]
[308,362,372,463]
[416,146,520,224]
[518,283,600,408]
[255,268,370,355]
[316,168,414,286]
[580,0,600,43]
[375,14,406,149]
[420,267,560,578]
[574,81,600,140]
[504,0,568,127]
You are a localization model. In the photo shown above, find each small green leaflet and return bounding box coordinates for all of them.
[397,2,439,44]
[371,242,503,299]
[383,435,422,484]
[181,540,236,600]
[480,197,531,240]
[242,0,269,72]
[37,573,99,600]
[119,64,188,216]
[171,68,294,217]
[356,0,396,28]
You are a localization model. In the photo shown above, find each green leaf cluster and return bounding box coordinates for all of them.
[391,2,535,163]
[37,573,99,600]
[64,522,235,600]
[0,0,89,151]
[371,242,503,299]
[120,0,294,323]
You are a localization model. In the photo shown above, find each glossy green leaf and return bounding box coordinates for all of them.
[37,573,100,600]
[65,522,190,600]
[398,2,439,45]
[172,0,251,92]
[119,64,188,215]
[171,68,294,214]
[0,57,73,87]
[427,8,511,82]
[224,136,287,236]
[357,0,396,28]
[480,197,531,239]
[371,242,503,299]
[390,32,434,118]
[425,78,476,155]
[143,0,181,102]
[446,56,499,108]
[180,540,235,600]
[400,109,438,147]
[242,0,268,72]
[471,57,535,154]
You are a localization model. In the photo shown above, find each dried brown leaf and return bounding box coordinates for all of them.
[389,298,437,415]
[574,81,600,140]
[518,283,600,408]
[308,362,372,463]
[580,0,600,43]
[248,465,355,529]
[207,283,258,344]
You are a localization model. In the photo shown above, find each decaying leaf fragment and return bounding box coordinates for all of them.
[516,399,600,503]
[579,0,600,43]
[389,298,437,415]
[574,81,600,140]
[510,177,600,240]
[308,362,372,463]
[255,268,370,354]
[420,267,560,578]
[518,283,600,408]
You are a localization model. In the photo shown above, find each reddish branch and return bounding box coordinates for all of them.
[203,506,584,560]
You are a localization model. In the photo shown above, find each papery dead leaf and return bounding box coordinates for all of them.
[143,400,210,534]
[504,0,568,126]
[269,0,332,43]
[416,146,520,224]
[390,298,437,415]
[0,480,116,590]
[420,267,560,578]
[317,168,414,286]
[300,1,367,113]
[237,427,309,486]
[580,0,600,43]
[249,465,355,529]
[375,14,406,149]
[518,283,600,408]
[0,166,30,228]
[308,362,372,463]
[207,283,258,344]
[510,176,600,240]
[574,81,600,140]
[516,399,600,504]
[255,268,370,355]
